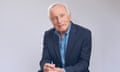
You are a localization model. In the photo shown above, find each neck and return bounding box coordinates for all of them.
[59,31,65,37]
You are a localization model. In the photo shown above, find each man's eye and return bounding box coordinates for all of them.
[51,16,57,20]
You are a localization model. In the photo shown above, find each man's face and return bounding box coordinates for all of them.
[49,5,71,33]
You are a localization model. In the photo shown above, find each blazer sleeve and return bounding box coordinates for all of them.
[65,30,92,72]
[39,31,52,71]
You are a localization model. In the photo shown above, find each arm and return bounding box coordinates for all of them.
[40,32,52,71]
[65,31,92,72]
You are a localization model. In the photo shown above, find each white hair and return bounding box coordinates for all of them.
[48,2,71,17]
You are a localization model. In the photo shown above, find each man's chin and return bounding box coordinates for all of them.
[57,29,67,34]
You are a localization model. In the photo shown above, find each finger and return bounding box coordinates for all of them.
[45,63,55,69]
[44,66,53,72]
[44,64,50,72]
[49,64,55,69]
[55,67,63,72]
[44,64,55,72]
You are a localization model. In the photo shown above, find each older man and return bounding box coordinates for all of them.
[39,3,92,72]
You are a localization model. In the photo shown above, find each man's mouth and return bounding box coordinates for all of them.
[58,23,64,26]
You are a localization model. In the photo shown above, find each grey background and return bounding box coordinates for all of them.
[0,0,120,72]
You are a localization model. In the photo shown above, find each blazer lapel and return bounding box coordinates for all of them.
[65,23,77,62]
[52,33,62,62]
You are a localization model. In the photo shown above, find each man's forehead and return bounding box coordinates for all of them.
[50,7,67,16]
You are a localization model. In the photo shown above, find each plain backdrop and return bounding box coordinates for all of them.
[0,0,120,72]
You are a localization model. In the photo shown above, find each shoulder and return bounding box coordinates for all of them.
[44,28,55,37]
[70,22,91,40]
[72,22,91,35]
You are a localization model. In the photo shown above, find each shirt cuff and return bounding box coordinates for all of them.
[63,68,66,72]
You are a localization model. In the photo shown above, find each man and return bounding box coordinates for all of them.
[39,3,92,72]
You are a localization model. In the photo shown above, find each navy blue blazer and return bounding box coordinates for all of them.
[39,22,92,72]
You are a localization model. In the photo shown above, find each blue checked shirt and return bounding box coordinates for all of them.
[55,23,71,72]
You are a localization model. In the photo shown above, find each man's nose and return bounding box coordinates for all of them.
[56,17,61,24]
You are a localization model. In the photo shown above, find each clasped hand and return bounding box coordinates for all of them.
[44,63,64,72]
